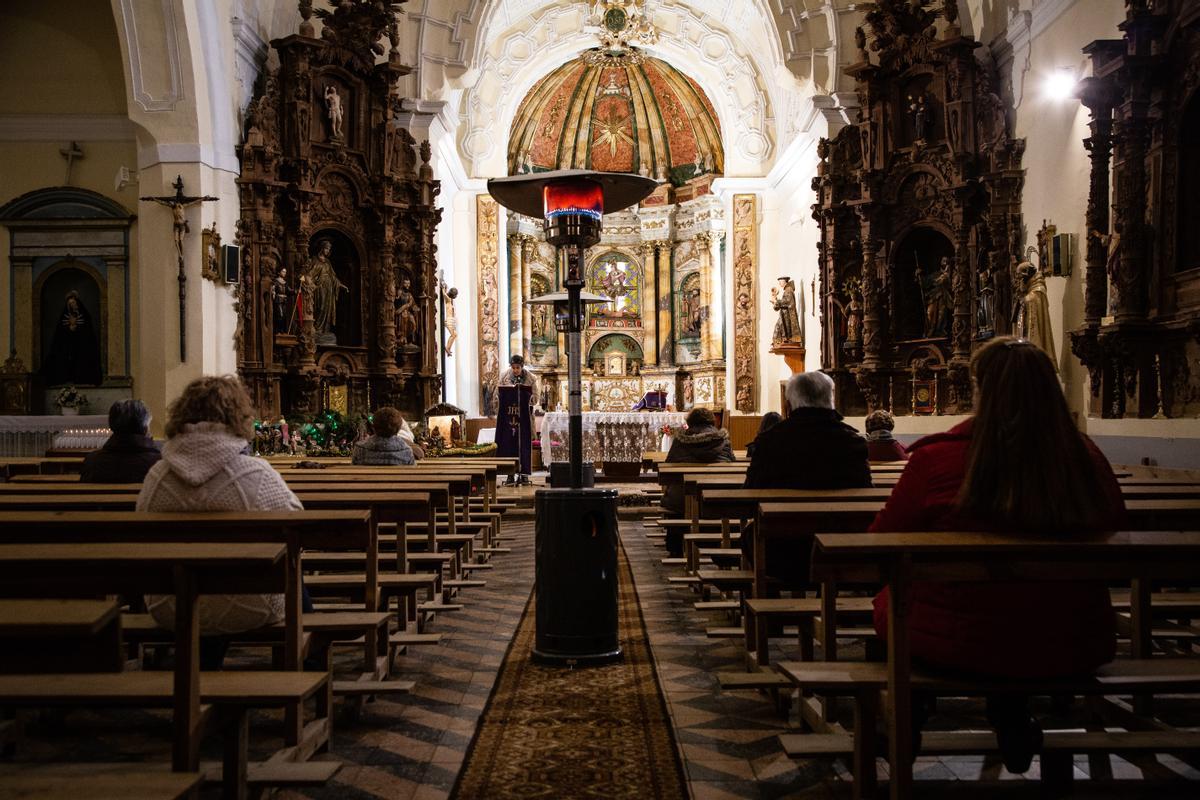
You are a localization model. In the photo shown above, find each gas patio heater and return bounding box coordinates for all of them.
[488,169,656,664]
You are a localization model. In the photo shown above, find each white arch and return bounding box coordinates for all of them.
[457,1,787,178]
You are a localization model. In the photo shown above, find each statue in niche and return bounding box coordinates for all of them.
[304,238,347,345]
[43,290,102,386]
[915,257,954,338]
[771,276,804,346]
[1091,226,1122,316]
[532,303,549,341]
[324,84,344,140]
[854,26,869,62]
[395,276,419,351]
[680,283,701,337]
[908,92,931,141]
[1013,259,1057,369]
[272,267,293,334]
[976,263,995,336]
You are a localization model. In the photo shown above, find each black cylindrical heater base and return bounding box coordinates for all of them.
[532,488,621,666]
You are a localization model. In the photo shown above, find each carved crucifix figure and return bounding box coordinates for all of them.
[59,141,84,185]
[140,175,218,362]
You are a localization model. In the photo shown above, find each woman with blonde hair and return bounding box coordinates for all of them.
[139,375,302,668]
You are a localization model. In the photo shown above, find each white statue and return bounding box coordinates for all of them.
[324,85,343,140]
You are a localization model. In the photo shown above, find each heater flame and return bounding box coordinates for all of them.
[544,180,604,221]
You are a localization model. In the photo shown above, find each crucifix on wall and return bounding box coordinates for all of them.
[140,175,218,362]
[59,141,83,185]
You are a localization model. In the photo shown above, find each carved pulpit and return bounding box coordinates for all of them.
[236,0,442,420]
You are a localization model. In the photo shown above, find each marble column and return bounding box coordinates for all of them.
[639,242,657,366]
[521,236,533,360]
[507,233,522,358]
[696,232,714,361]
[656,243,673,365]
[104,257,128,378]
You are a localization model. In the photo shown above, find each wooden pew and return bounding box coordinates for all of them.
[790,530,1200,799]
[0,765,202,799]
[0,541,335,796]
[0,599,123,674]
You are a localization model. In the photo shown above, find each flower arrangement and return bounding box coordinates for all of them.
[55,385,88,412]
[659,424,677,437]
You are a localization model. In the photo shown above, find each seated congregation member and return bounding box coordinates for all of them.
[80,399,161,483]
[138,376,304,669]
[870,337,1123,772]
[661,407,735,557]
[744,411,782,460]
[352,406,415,465]
[741,371,871,584]
[863,409,908,462]
[398,415,424,460]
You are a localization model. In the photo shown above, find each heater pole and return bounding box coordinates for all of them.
[566,244,584,489]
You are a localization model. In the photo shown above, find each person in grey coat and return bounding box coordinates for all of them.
[352,406,415,465]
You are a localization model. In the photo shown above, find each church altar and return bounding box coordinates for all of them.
[0,415,108,457]
[543,411,687,465]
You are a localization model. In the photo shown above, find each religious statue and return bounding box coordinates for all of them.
[441,279,458,356]
[395,276,419,351]
[1013,260,1057,369]
[1092,227,1121,316]
[304,238,347,344]
[854,26,869,63]
[770,276,804,346]
[202,225,221,282]
[681,284,702,337]
[976,262,995,336]
[908,92,930,141]
[532,303,549,341]
[324,84,344,140]
[916,257,953,338]
[272,267,292,334]
[43,290,102,386]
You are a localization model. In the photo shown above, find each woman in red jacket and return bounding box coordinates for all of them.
[871,337,1123,772]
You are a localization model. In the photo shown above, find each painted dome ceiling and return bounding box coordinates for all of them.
[507,49,723,186]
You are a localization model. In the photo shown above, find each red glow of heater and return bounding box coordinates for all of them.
[543,180,603,221]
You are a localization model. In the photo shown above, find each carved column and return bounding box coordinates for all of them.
[732,194,757,412]
[521,236,534,360]
[695,232,714,361]
[1113,97,1150,322]
[477,196,500,415]
[857,208,883,369]
[1081,83,1114,326]
[951,203,973,364]
[656,242,673,364]
[638,242,657,366]
[377,250,397,369]
[507,232,523,358]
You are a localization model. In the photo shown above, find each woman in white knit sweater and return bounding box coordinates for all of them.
[139,375,302,668]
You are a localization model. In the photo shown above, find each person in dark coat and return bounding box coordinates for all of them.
[871,337,1122,772]
[352,407,415,466]
[744,411,782,460]
[741,371,871,584]
[80,399,161,483]
[864,409,908,462]
[661,407,734,556]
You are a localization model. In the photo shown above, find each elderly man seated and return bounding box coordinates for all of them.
[741,371,871,585]
[80,399,161,483]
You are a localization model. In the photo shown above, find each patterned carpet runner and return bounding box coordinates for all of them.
[452,539,688,800]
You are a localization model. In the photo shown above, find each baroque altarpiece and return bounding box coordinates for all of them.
[813,0,1025,415]
[235,1,441,420]
[1070,0,1200,418]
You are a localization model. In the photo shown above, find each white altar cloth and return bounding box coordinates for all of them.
[543,411,687,464]
[0,415,109,457]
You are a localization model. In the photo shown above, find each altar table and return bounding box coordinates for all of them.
[543,411,687,464]
[0,415,108,457]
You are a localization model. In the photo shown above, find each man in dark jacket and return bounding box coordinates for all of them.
[81,399,161,483]
[661,408,734,556]
[742,371,871,585]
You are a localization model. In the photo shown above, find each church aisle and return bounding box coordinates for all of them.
[619,521,837,800]
[278,521,536,800]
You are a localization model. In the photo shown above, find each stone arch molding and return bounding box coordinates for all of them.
[457,1,780,178]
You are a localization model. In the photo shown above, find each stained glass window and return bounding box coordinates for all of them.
[587,250,642,329]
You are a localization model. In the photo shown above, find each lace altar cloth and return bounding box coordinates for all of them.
[543,411,687,464]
